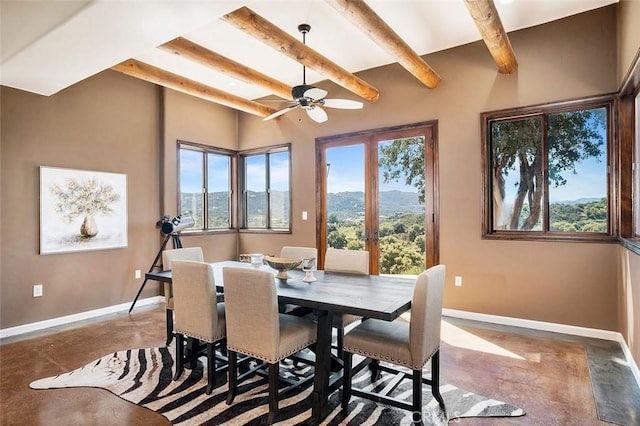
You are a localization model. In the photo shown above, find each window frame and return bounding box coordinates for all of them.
[176,140,235,234]
[238,143,292,233]
[481,94,618,243]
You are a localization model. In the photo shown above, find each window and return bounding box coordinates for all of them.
[482,96,615,241]
[239,144,291,231]
[178,142,233,231]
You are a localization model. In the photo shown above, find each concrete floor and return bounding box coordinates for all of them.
[1,305,638,425]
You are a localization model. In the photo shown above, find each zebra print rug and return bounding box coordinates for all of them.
[30,346,525,425]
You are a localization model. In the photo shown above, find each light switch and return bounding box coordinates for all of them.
[302,211,308,220]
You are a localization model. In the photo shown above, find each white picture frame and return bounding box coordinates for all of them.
[39,166,128,254]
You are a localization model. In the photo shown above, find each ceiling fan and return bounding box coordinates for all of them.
[263,24,364,124]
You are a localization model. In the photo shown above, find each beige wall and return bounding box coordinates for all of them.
[619,246,640,367]
[162,89,239,262]
[1,71,161,328]
[617,0,640,87]
[240,6,620,330]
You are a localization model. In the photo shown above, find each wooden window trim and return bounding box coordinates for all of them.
[238,143,292,232]
[177,140,235,233]
[481,94,618,243]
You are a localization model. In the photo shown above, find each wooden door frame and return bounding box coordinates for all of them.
[315,121,439,272]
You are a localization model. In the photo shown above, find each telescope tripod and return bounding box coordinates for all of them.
[128,232,182,314]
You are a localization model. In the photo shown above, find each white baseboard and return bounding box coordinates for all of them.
[618,335,640,390]
[443,308,640,389]
[0,296,164,340]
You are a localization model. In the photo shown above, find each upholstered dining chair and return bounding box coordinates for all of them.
[279,246,318,316]
[222,267,317,425]
[171,260,226,395]
[161,247,204,345]
[323,248,369,357]
[341,264,446,424]
[280,246,318,267]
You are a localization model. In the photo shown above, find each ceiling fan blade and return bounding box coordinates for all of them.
[263,104,299,121]
[306,106,328,123]
[303,87,328,100]
[322,98,364,109]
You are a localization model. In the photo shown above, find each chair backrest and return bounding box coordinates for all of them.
[162,247,204,269]
[172,260,222,342]
[409,264,446,367]
[324,248,369,275]
[161,247,204,303]
[222,267,280,362]
[280,246,318,269]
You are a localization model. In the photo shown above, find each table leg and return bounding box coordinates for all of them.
[312,309,333,422]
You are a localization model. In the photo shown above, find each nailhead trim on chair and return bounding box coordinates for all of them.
[344,347,439,370]
[227,340,316,364]
[175,331,225,343]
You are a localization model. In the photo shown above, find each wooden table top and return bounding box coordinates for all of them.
[147,260,415,321]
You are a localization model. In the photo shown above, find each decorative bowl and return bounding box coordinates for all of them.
[264,256,302,280]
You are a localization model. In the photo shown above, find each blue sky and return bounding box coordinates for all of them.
[502,150,607,203]
[326,143,416,193]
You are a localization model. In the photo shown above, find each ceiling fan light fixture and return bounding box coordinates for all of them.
[262,23,364,123]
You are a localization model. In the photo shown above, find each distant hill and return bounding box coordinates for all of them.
[181,190,422,220]
[550,197,602,205]
[328,190,424,219]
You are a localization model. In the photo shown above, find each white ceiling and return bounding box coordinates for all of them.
[1,0,617,102]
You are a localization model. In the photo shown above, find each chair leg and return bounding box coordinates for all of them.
[173,333,184,381]
[336,326,345,358]
[412,369,424,425]
[341,351,353,409]
[226,350,237,405]
[431,350,446,411]
[206,342,215,395]
[187,337,198,369]
[268,362,279,424]
[165,309,174,346]
[369,358,380,382]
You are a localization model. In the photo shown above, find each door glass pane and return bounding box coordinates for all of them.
[269,151,290,229]
[378,137,426,274]
[207,153,230,229]
[326,144,365,249]
[490,117,543,230]
[179,148,203,228]
[547,108,607,232]
[245,155,267,228]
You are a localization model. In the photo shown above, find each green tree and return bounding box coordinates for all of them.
[379,236,424,274]
[378,137,426,202]
[492,109,605,230]
[327,230,347,249]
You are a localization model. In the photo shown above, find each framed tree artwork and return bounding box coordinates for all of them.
[39,166,128,254]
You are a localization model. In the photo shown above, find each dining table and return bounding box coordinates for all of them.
[146,260,416,423]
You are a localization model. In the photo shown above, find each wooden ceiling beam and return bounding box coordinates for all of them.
[324,0,441,89]
[111,59,277,117]
[160,37,292,100]
[221,6,380,102]
[464,0,518,74]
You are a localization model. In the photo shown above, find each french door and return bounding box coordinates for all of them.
[316,122,438,275]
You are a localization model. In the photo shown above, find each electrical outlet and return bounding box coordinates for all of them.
[302,211,308,220]
[454,276,462,287]
[135,269,141,279]
[33,284,43,297]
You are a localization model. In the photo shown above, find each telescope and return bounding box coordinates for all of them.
[130,214,194,314]
[156,215,195,235]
